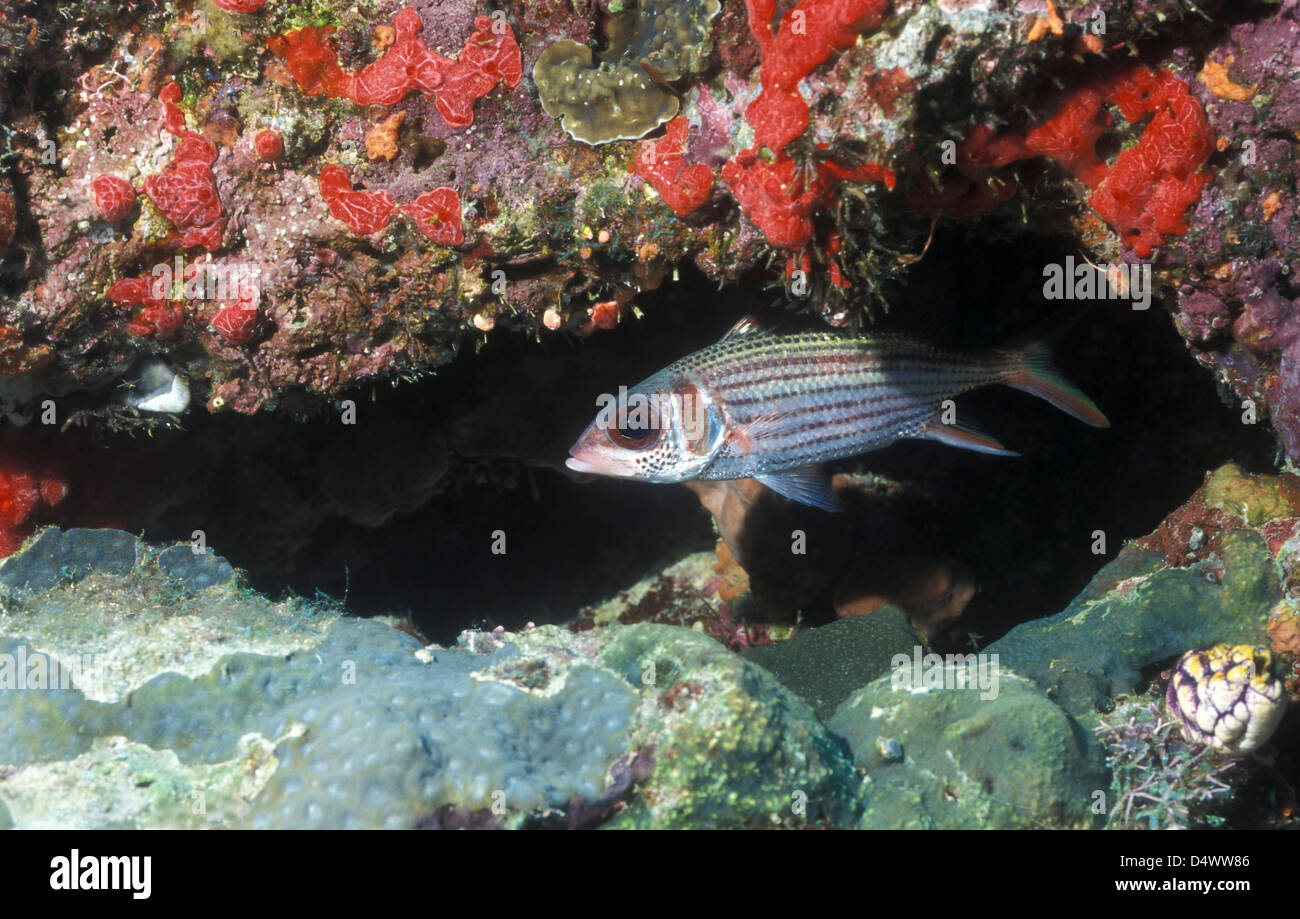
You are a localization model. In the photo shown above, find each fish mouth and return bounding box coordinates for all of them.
[565,441,614,476]
[566,444,635,478]
[564,454,602,475]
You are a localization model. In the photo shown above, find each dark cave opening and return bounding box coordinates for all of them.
[63,226,1270,646]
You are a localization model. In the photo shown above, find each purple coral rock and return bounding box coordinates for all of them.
[1177,290,1230,342]
[1233,292,1300,354]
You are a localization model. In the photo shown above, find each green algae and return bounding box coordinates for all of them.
[986,529,1278,717]
[1204,462,1300,526]
[829,668,1108,829]
[595,623,862,828]
[533,0,721,144]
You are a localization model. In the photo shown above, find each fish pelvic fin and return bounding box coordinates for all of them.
[1002,332,1109,429]
[755,466,843,512]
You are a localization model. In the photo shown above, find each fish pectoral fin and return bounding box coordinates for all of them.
[919,421,1020,457]
[725,410,794,455]
[755,467,843,512]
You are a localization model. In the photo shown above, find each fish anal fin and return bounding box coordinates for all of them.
[755,466,843,511]
[920,421,1019,457]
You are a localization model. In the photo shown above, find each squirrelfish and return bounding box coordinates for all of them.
[565,317,1108,510]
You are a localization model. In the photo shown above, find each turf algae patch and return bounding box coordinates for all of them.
[0,528,141,596]
[740,608,920,720]
[829,670,1107,830]
[595,623,862,828]
[0,735,280,829]
[0,528,339,704]
[987,531,1278,717]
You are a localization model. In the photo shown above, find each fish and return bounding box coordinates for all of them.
[564,315,1109,511]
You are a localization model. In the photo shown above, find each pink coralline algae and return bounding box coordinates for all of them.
[634,116,714,217]
[320,165,462,244]
[267,7,522,129]
[214,0,267,11]
[90,175,136,222]
[921,66,1214,258]
[143,83,225,251]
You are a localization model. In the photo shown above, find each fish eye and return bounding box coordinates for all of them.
[608,424,662,449]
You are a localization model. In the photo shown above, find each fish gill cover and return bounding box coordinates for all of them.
[0,0,1295,837]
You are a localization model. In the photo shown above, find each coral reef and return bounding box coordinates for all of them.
[2,509,1298,829]
[0,529,858,829]
[3,0,1274,421]
[0,0,1299,833]
[829,668,1108,829]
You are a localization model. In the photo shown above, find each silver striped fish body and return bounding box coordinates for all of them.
[648,332,1012,480]
[565,317,1107,510]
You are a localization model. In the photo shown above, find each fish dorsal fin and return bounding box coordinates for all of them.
[721,315,767,342]
[919,420,1020,457]
[755,466,843,512]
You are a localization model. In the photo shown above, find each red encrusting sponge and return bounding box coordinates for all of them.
[90,175,136,222]
[142,83,226,251]
[633,117,714,217]
[267,7,521,129]
[919,65,1214,257]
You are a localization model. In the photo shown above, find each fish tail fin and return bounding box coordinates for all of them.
[1000,311,1110,428]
